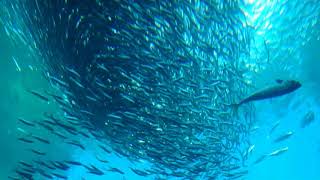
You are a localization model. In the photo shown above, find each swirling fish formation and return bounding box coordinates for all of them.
[2,0,255,179]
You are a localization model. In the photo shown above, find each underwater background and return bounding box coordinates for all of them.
[0,0,320,179]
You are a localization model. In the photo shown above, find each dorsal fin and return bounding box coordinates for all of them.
[276,79,283,84]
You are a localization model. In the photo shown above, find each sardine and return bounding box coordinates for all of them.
[268,147,289,157]
[273,131,294,143]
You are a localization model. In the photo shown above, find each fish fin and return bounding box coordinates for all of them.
[276,79,283,84]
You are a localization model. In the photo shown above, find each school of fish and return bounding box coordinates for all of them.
[0,0,318,179]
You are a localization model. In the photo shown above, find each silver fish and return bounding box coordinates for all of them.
[273,131,294,143]
[268,147,289,157]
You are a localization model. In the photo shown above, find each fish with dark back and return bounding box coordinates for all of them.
[233,79,301,108]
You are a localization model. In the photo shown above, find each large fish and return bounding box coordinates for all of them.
[233,79,301,107]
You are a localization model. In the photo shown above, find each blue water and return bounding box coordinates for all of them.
[247,98,320,180]
[1,0,320,179]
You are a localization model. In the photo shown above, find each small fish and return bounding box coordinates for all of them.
[66,140,85,150]
[96,156,109,163]
[97,63,109,72]
[120,93,135,103]
[19,161,33,168]
[244,144,255,158]
[83,164,104,175]
[38,171,53,179]
[227,172,247,180]
[32,135,50,144]
[54,120,77,132]
[17,127,31,135]
[47,75,68,87]
[250,126,260,132]
[269,120,280,135]
[65,160,83,166]
[268,147,289,157]
[130,168,150,176]
[42,119,56,126]
[107,167,125,175]
[12,57,21,72]
[80,109,94,116]
[70,76,85,88]
[33,160,55,170]
[52,131,68,139]
[26,90,50,102]
[273,131,294,143]
[253,155,267,164]
[107,114,122,120]
[65,67,81,78]
[78,131,90,138]
[21,167,36,174]
[96,80,108,89]
[29,149,46,156]
[15,170,33,179]
[88,170,104,176]
[8,176,20,180]
[98,145,111,153]
[45,90,64,101]
[52,172,67,179]
[17,137,34,143]
[37,122,54,131]
[87,167,104,176]
[301,111,315,128]
[64,115,79,121]
[51,161,70,170]
[18,118,35,127]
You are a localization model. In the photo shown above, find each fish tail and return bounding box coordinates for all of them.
[224,102,240,115]
[231,103,240,115]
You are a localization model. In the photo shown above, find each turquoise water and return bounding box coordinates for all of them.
[1,0,320,179]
